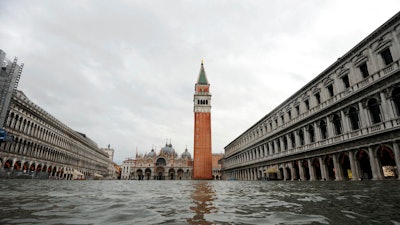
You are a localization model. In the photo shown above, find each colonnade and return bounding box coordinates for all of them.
[228,141,400,181]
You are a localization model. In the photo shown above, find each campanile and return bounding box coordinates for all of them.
[193,61,212,180]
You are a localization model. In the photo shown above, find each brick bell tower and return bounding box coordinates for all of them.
[193,60,213,180]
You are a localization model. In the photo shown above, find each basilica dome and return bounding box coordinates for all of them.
[181,148,191,159]
[160,143,175,155]
[147,149,156,158]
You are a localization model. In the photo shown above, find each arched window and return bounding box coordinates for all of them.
[299,129,304,146]
[392,87,400,116]
[320,120,327,139]
[332,114,342,135]
[308,124,315,143]
[367,98,382,124]
[283,136,288,150]
[290,132,296,148]
[348,107,360,130]
[156,158,166,166]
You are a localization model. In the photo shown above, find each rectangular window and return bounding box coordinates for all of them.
[288,111,292,120]
[315,92,321,104]
[281,115,284,124]
[381,48,393,65]
[295,105,300,116]
[359,62,369,78]
[304,99,309,110]
[327,84,334,97]
[342,75,350,89]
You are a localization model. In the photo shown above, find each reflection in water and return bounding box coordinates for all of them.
[188,181,216,225]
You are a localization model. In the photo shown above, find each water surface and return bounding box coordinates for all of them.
[0,179,399,224]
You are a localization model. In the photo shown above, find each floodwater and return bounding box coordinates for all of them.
[0,180,399,225]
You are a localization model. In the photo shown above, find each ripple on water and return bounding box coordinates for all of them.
[0,179,400,225]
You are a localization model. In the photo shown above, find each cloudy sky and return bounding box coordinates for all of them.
[0,1,398,164]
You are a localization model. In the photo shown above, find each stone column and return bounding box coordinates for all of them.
[332,154,343,181]
[304,127,310,145]
[283,165,288,181]
[358,102,369,131]
[307,159,316,181]
[348,151,359,180]
[380,91,394,128]
[314,122,321,142]
[368,147,383,180]
[319,157,328,181]
[340,110,350,135]
[326,116,334,138]
[392,142,400,180]
[298,160,305,181]
[290,163,297,180]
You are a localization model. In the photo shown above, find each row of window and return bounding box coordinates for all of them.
[6,107,108,162]
[0,137,107,171]
[226,87,400,166]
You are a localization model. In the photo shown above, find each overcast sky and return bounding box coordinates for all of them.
[0,1,398,164]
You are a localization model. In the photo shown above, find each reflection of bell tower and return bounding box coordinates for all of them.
[193,61,212,180]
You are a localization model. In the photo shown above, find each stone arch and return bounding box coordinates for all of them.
[339,153,351,180]
[298,129,305,146]
[177,169,184,180]
[156,167,164,180]
[4,159,12,171]
[29,163,36,174]
[319,119,328,139]
[285,165,292,181]
[311,158,322,180]
[136,169,143,180]
[331,114,342,135]
[302,160,310,180]
[347,106,360,130]
[367,98,382,124]
[22,161,29,173]
[169,168,175,180]
[144,168,151,180]
[356,149,372,179]
[376,145,397,179]
[324,156,335,180]
[156,157,167,166]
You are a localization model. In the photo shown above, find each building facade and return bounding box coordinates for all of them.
[0,51,115,179]
[221,12,400,181]
[212,153,223,180]
[193,61,213,179]
[120,143,193,180]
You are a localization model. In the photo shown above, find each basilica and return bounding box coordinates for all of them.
[120,143,193,180]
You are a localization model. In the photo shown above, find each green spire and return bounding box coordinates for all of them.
[197,60,209,85]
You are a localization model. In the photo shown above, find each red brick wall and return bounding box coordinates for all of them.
[193,112,212,179]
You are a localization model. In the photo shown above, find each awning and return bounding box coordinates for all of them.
[94,173,103,178]
[73,169,84,176]
[266,166,278,173]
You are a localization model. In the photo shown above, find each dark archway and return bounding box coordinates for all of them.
[136,169,143,180]
[302,160,310,181]
[145,168,151,180]
[293,161,300,180]
[4,159,12,171]
[285,167,292,180]
[311,158,322,181]
[357,150,372,179]
[339,153,351,180]
[324,156,335,180]
[169,168,175,180]
[177,169,184,180]
[156,167,164,180]
[278,168,284,180]
[377,146,397,178]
